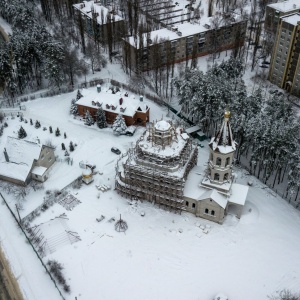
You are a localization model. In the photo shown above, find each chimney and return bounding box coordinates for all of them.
[4,148,9,162]
[139,95,143,102]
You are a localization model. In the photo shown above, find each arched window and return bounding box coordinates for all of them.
[211,210,215,216]
[205,208,209,214]
[226,157,230,166]
[192,203,195,208]
[185,201,189,207]
[216,157,222,166]
[214,173,220,181]
[224,173,229,181]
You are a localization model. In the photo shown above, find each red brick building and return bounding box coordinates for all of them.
[76,89,150,126]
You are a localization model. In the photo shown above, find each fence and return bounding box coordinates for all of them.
[0,192,66,300]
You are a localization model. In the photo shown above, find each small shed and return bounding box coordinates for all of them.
[185,125,207,140]
[82,168,94,184]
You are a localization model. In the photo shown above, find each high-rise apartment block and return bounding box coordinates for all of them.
[268,13,300,96]
[265,0,300,33]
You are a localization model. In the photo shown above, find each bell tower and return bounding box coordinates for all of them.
[202,108,236,192]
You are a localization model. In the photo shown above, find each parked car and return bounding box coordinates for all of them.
[111,147,121,155]
[125,126,137,136]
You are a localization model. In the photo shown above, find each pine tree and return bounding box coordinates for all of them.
[64,132,67,139]
[18,126,27,139]
[112,114,127,135]
[96,107,107,129]
[76,89,83,100]
[69,141,74,152]
[30,118,33,125]
[61,143,65,150]
[49,126,53,133]
[35,120,41,128]
[55,127,61,136]
[70,102,78,115]
[84,110,94,126]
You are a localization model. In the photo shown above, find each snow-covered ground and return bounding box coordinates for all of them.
[0,86,300,300]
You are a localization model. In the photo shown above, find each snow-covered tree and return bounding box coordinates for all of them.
[84,110,94,126]
[70,99,78,115]
[76,89,83,100]
[96,107,107,129]
[173,58,247,136]
[112,114,127,135]
[55,127,61,136]
[69,141,74,152]
[35,120,41,128]
[18,126,27,139]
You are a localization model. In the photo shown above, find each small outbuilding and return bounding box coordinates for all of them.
[82,167,94,184]
[0,137,55,186]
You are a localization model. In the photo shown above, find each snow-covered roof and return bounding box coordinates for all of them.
[281,13,300,25]
[268,0,300,13]
[82,168,92,176]
[154,120,171,131]
[185,125,201,134]
[201,177,232,193]
[76,88,149,117]
[229,183,249,206]
[73,1,123,24]
[138,127,187,158]
[31,166,47,176]
[127,17,244,48]
[183,165,206,199]
[181,133,189,140]
[0,137,42,182]
[198,189,228,209]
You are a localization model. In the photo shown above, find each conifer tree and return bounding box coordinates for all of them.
[30,119,33,125]
[49,126,53,133]
[55,127,61,136]
[18,126,27,139]
[96,107,107,129]
[69,141,74,152]
[64,132,67,139]
[70,101,78,115]
[35,120,41,128]
[76,89,83,100]
[112,114,127,135]
[61,143,65,150]
[84,110,94,126]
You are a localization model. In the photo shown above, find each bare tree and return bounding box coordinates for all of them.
[13,186,30,201]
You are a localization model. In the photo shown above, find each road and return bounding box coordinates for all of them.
[0,246,23,300]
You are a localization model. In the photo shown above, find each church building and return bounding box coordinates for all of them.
[115,110,249,224]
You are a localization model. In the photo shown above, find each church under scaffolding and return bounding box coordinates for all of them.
[115,120,198,214]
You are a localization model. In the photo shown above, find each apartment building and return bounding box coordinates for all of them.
[265,0,300,33]
[124,20,247,72]
[268,13,300,96]
[73,1,124,43]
